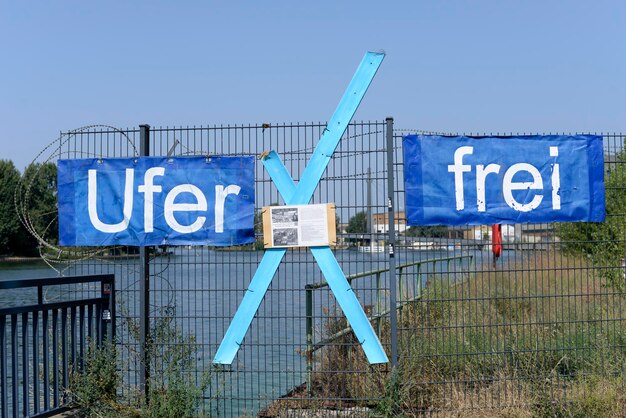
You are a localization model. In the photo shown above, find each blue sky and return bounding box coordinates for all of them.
[2,1,625,171]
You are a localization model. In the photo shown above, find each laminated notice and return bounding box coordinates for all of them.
[263,203,337,248]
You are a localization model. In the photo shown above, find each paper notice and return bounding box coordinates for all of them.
[264,203,336,248]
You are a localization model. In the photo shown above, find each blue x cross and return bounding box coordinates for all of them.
[213,51,388,365]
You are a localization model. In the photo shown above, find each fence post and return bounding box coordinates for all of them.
[101,276,115,343]
[139,124,151,400]
[110,276,116,342]
[416,264,422,300]
[398,266,404,320]
[385,117,398,367]
[305,285,313,396]
[376,272,382,334]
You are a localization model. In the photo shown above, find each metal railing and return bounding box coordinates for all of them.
[0,274,115,418]
[304,254,474,392]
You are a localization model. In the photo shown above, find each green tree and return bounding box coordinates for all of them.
[559,139,626,289]
[0,160,21,254]
[15,162,58,255]
[346,211,367,233]
[404,225,448,238]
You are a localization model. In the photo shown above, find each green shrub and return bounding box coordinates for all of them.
[68,305,216,417]
[558,137,626,290]
[143,308,212,417]
[68,340,136,417]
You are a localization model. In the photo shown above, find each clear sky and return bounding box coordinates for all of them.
[2,1,625,172]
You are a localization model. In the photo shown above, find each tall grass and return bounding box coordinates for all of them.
[299,252,626,417]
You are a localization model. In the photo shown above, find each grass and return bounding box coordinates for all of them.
[276,251,626,417]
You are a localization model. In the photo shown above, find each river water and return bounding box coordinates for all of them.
[0,248,504,416]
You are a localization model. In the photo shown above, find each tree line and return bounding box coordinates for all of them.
[0,160,57,257]
[559,141,626,289]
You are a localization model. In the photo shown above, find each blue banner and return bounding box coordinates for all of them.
[58,156,255,246]
[403,135,605,226]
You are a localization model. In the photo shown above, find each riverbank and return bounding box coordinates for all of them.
[0,256,43,264]
[265,252,626,417]
[0,250,175,265]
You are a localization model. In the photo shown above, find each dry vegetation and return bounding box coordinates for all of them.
[269,252,626,417]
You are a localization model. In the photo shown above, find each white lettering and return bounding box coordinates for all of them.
[448,146,473,211]
[137,167,165,233]
[214,185,241,233]
[550,146,561,210]
[88,169,134,233]
[164,184,207,233]
[502,163,543,212]
[87,166,245,235]
[476,164,501,212]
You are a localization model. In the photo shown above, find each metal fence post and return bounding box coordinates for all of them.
[305,285,313,396]
[385,117,398,367]
[0,316,6,418]
[376,272,382,334]
[139,124,151,400]
[101,276,115,343]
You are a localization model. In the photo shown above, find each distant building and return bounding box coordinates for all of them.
[372,211,407,233]
[367,212,555,244]
[463,225,516,242]
[457,224,554,243]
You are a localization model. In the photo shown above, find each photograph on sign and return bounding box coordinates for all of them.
[263,203,336,248]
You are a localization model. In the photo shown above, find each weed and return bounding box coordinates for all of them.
[67,305,220,417]
[294,252,626,417]
[67,340,136,417]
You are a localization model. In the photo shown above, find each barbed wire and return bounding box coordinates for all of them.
[14,125,177,314]
[15,124,441,305]
[14,125,138,268]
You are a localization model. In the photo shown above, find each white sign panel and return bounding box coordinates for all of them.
[263,203,336,248]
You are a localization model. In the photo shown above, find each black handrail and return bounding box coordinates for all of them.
[0,274,115,418]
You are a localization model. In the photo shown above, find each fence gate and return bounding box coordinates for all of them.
[54,124,626,416]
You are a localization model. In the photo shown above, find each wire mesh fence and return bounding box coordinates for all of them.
[386,131,626,417]
[43,124,626,416]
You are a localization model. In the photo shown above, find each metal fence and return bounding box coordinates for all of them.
[50,124,626,417]
[0,274,114,418]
